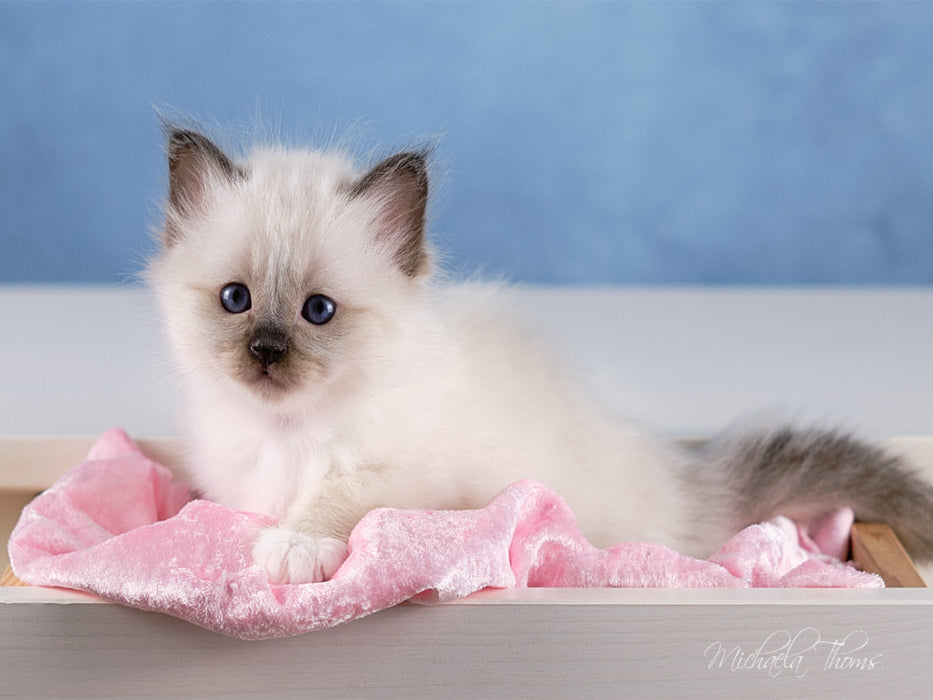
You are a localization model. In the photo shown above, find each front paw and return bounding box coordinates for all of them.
[252,526,348,584]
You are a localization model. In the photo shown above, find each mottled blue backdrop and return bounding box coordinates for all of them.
[3,1,933,284]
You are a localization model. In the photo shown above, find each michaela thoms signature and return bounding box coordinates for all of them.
[704,628,882,678]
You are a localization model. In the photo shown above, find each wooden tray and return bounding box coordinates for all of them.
[2,436,932,698]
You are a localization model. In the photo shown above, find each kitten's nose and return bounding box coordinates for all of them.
[249,329,289,369]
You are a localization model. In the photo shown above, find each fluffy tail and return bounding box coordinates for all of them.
[693,426,933,563]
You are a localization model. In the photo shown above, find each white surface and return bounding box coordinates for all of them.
[1,285,933,438]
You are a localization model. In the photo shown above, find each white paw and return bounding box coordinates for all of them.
[252,526,348,584]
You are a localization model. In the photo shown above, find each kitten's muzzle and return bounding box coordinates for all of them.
[249,326,290,370]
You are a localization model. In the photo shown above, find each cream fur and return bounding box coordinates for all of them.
[149,138,714,583]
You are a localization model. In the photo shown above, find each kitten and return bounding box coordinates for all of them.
[148,127,933,584]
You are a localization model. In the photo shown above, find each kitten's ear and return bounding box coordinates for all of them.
[165,128,242,242]
[349,150,430,277]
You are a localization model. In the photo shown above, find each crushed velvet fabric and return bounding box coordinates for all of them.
[8,428,881,640]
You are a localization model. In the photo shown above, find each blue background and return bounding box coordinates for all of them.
[3,1,933,285]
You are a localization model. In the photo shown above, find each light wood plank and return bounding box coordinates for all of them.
[0,566,24,587]
[0,436,187,490]
[851,522,927,588]
[0,490,35,572]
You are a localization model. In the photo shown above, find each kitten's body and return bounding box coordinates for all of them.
[150,129,933,583]
[181,283,695,543]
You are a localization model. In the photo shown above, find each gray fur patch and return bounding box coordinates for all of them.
[693,427,933,562]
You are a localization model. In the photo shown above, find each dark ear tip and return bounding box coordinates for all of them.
[396,148,431,174]
[396,149,429,166]
[377,150,429,175]
[158,115,192,145]
[395,152,429,193]
[350,148,431,199]
[165,128,243,182]
[167,128,193,146]
[166,128,210,157]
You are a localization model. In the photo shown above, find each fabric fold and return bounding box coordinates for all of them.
[8,428,882,640]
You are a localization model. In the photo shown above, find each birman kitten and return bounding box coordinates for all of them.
[149,127,933,584]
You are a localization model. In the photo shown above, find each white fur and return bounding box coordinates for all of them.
[253,528,347,584]
[149,140,710,584]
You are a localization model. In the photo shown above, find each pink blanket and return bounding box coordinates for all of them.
[8,428,880,640]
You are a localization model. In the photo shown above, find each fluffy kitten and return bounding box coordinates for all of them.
[149,127,933,584]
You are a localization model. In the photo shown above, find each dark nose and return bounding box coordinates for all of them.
[249,328,289,369]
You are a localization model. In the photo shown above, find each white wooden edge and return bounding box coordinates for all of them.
[3,586,932,698]
[3,583,933,606]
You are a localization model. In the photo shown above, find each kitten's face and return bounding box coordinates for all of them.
[149,130,430,410]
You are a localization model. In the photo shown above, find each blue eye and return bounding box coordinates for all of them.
[220,283,251,314]
[301,294,336,325]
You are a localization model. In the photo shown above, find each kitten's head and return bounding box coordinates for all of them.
[148,127,433,411]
